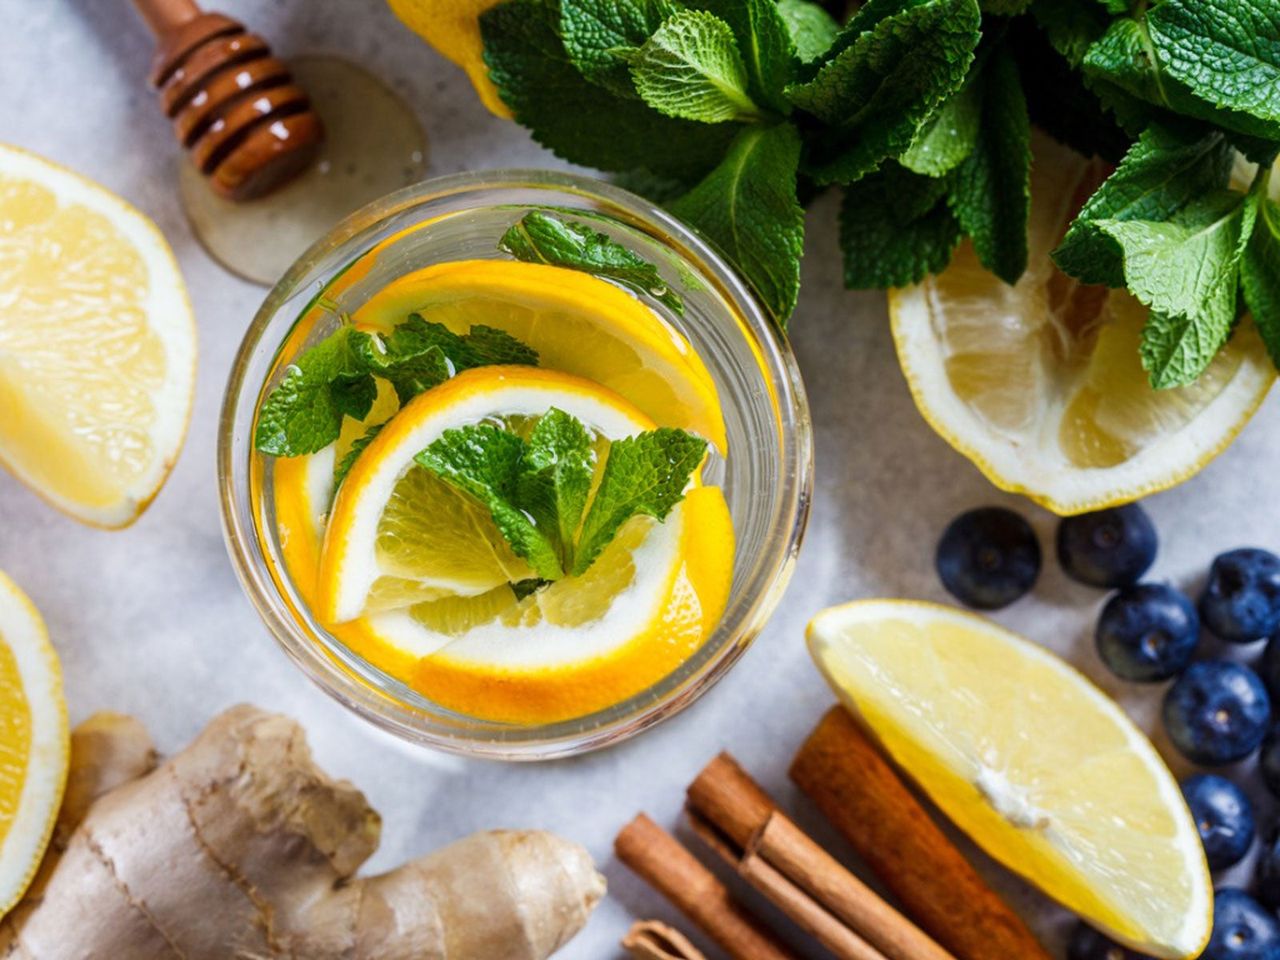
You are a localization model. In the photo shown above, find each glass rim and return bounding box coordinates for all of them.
[217,168,813,760]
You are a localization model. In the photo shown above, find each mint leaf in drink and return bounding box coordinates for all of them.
[373,316,537,403]
[1054,124,1234,288]
[629,11,765,124]
[776,0,839,63]
[560,0,677,96]
[690,0,795,113]
[669,123,805,324]
[572,428,707,576]
[255,326,378,457]
[900,77,981,178]
[499,211,685,315]
[840,164,961,288]
[1241,194,1280,368]
[416,425,565,580]
[481,0,737,180]
[333,422,385,492]
[789,0,981,184]
[457,324,542,367]
[946,45,1031,285]
[1147,0,1280,136]
[516,408,596,566]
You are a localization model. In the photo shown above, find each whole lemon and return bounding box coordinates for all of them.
[386,0,512,118]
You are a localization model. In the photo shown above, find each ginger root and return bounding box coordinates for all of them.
[1,705,604,959]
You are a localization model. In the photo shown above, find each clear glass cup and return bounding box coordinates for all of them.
[218,170,812,759]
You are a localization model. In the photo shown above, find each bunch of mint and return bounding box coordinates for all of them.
[479,0,1280,389]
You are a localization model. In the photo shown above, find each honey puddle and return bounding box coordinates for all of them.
[180,56,427,286]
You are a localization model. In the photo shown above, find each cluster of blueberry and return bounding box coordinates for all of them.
[935,504,1280,960]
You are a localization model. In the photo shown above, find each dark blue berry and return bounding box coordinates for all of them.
[1057,504,1157,588]
[1260,636,1280,704]
[1202,888,1280,960]
[1066,921,1152,960]
[935,507,1041,610]
[1095,583,1199,682]
[1257,825,1280,911]
[1260,727,1280,799]
[1163,660,1271,765]
[1181,774,1255,870]
[1200,549,1280,644]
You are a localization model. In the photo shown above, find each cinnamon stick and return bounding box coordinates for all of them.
[623,920,708,960]
[688,754,954,960]
[614,814,799,960]
[790,707,1054,960]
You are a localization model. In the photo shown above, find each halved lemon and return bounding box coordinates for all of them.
[808,599,1211,960]
[0,571,69,915]
[889,130,1274,515]
[0,144,197,528]
[351,260,727,454]
[315,365,733,723]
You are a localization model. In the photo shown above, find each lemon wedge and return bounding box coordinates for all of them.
[889,130,1273,515]
[352,260,727,454]
[0,144,196,528]
[0,571,69,915]
[808,598,1211,960]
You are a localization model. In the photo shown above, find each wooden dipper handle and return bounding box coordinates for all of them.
[790,708,1054,960]
[130,0,323,201]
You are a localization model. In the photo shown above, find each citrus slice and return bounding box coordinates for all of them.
[352,259,727,454]
[889,130,1274,515]
[0,144,197,528]
[808,599,1211,960]
[0,571,69,915]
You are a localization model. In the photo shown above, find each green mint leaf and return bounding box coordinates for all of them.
[789,0,981,184]
[1098,191,1254,325]
[1139,309,1234,390]
[840,164,961,288]
[571,428,707,576]
[415,425,565,580]
[1148,0,1280,136]
[1054,123,1234,288]
[481,0,738,180]
[372,316,538,403]
[457,324,542,367]
[900,70,981,178]
[1029,0,1109,68]
[516,408,596,567]
[689,0,795,113]
[333,422,385,492]
[1082,16,1280,142]
[630,10,765,123]
[776,0,839,64]
[255,326,377,457]
[1241,194,1280,369]
[946,45,1031,285]
[980,0,1030,13]
[499,210,685,315]
[669,123,805,324]
[560,0,678,96]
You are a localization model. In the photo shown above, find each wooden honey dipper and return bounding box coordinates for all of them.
[131,0,324,201]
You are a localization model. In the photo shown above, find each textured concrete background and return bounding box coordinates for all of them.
[2,2,1276,955]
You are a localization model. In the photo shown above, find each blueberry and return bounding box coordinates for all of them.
[1202,888,1280,960]
[935,507,1041,609]
[1200,549,1280,644]
[1257,825,1280,911]
[1066,921,1152,959]
[1181,774,1255,870]
[1260,727,1280,799]
[1095,583,1199,682]
[1163,660,1271,765]
[1057,504,1157,589]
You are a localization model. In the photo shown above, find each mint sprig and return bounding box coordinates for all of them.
[414,411,706,580]
[255,318,537,458]
[478,0,1280,389]
[499,210,685,315]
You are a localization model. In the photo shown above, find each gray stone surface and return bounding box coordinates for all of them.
[1,2,1275,955]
